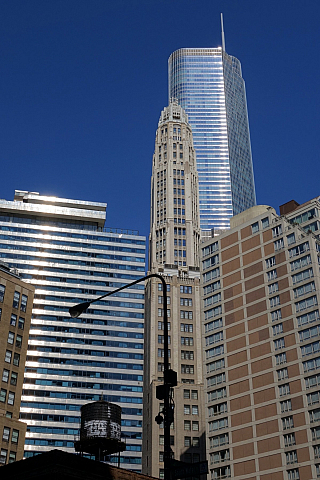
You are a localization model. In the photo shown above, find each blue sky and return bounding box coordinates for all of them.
[1,0,319,238]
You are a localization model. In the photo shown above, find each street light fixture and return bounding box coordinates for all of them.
[69,273,176,480]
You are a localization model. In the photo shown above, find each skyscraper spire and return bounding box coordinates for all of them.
[220,12,226,51]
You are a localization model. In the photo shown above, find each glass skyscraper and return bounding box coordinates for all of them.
[169,48,256,231]
[0,190,146,471]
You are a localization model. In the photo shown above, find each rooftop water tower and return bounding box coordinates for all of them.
[74,400,126,461]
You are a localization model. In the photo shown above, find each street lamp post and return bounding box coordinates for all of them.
[69,273,175,480]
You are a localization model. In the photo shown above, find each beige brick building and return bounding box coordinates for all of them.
[0,261,34,465]
[142,100,206,477]
[201,199,320,479]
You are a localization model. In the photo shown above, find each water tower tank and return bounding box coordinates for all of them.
[74,400,126,459]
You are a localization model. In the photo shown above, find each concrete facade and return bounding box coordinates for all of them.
[0,262,34,465]
[201,200,320,479]
[142,101,206,478]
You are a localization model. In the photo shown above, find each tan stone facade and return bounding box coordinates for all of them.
[0,263,34,465]
[142,101,206,477]
[201,202,320,479]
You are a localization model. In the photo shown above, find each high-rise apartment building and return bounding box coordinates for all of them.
[201,198,320,480]
[142,101,206,477]
[169,45,256,231]
[0,190,146,471]
[0,262,34,466]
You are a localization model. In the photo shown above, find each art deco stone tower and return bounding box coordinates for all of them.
[142,100,206,478]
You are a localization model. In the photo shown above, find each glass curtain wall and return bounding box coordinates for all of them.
[169,48,256,231]
[0,192,146,471]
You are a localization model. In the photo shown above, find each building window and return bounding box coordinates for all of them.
[7,392,15,406]
[270,296,280,308]
[310,409,320,423]
[271,309,282,322]
[0,449,7,465]
[18,317,25,330]
[7,332,14,345]
[294,281,316,299]
[269,282,279,295]
[0,284,5,302]
[287,233,296,246]
[282,416,294,430]
[272,225,283,237]
[20,294,28,312]
[277,368,288,381]
[274,337,285,350]
[184,420,191,431]
[286,450,297,464]
[274,238,284,251]
[2,427,10,442]
[2,370,9,383]
[13,353,20,366]
[11,429,19,444]
[292,267,314,285]
[181,365,194,374]
[181,337,193,346]
[192,421,199,431]
[279,383,290,397]
[180,324,193,333]
[281,400,292,413]
[8,451,16,463]
[287,468,299,480]
[272,323,283,336]
[266,256,276,268]
[10,372,18,386]
[251,222,259,234]
[181,350,194,360]
[284,433,296,447]
[12,292,20,309]
[291,254,312,272]
[276,352,287,365]
[184,389,190,399]
[267,269,278,281]
[180,286,192,294]
[15,335,22,348]
[10,315,17,327]
[211,466,231,479]
[158,362,164,372]
[192,405,198,415]
[289,241,310,258]
[184,405,190,415]
[5,351,12,364]
[207,373,226,388]
[192,437,199,447]
[314,445,320,459]
[0,389,7,403]
[184,436,191,447]
[295,295,318,313]
[180,298,192,306]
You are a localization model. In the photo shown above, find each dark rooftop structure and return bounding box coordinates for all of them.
[0,449,156,480]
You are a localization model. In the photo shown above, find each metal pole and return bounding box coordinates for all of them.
[69,273,172,480]
[160,276,171,480]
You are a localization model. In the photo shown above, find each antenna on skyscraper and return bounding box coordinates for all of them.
[220,13,226,51]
